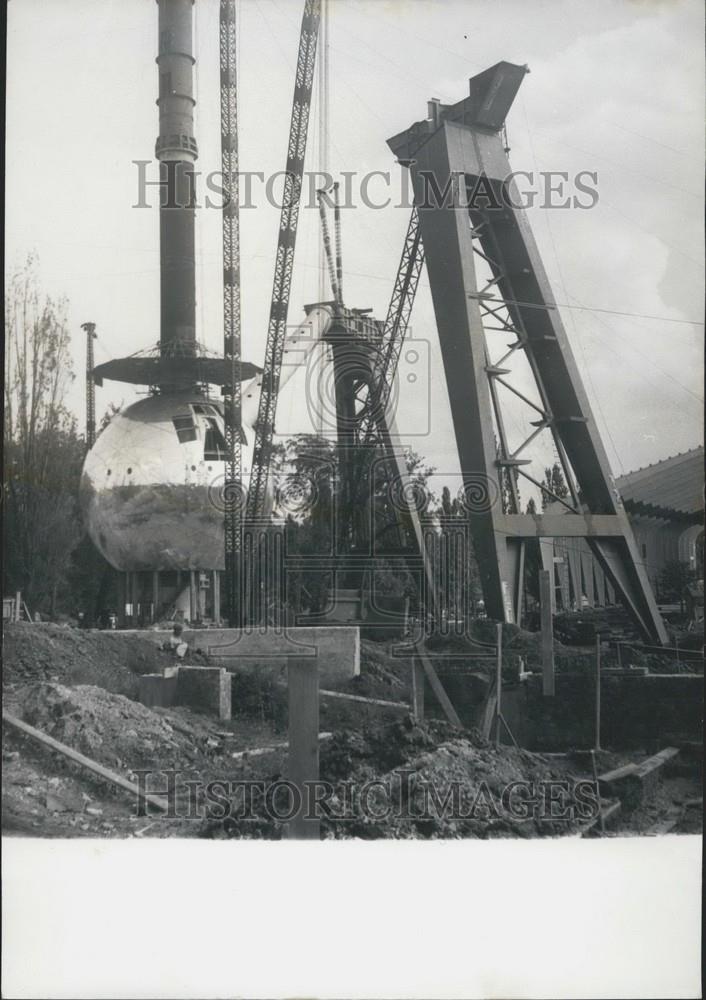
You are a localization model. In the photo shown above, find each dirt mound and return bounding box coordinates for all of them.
[15,682,196,770]
[317,718,592,839]
[2,623,173,697]
[209,718,596,840]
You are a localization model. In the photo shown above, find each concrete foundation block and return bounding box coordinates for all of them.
[194,627,360,684]
[113,626,360,684]
[138,673,177,709]
[176,665,231,721]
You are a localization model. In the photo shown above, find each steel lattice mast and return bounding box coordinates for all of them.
[82,322,98,450]
[220,0,243,626]
[246,0,321,523]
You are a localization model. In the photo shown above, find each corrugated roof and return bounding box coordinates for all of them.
[616,446,704,517]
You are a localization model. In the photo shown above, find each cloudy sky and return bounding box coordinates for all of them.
[5,0,704,490]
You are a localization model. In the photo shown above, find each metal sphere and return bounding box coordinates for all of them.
[80,390,255,571]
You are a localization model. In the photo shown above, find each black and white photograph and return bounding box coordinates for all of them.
[2,0,703,996]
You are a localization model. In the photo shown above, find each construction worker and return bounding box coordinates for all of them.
[163,622,189,660]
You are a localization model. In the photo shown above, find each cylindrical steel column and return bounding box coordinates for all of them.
[155,0,198,360]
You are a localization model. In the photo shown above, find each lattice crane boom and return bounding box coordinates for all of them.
[220,0,243,626]
[246,0,321,522]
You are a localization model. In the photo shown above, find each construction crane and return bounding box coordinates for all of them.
[219,0,243,627]
[360,206,424,445]
[82,322,98,450]
[245,0,322,526]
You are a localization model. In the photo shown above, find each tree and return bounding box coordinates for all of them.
[658,560,697,612]
[271,435,469,618]
[3,255,83,615]
[434,484,482,620]
[541,462,569,510]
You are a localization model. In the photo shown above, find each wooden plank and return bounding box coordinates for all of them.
[633,746,680,781]
[319,690,409,710]
[597,762,638,785]
[417,647,462,728]
[540,569,555,696]
[2,711,168,812]
[598,749,680,810]
[230,733,332,760]
[287,660,320,839]
[479,684,497,741]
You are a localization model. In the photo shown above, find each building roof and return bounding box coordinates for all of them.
[616,446,704,520]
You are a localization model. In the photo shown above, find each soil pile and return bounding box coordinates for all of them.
[2,622,173,696]
[14,682,213,771]
[316,717,592,839]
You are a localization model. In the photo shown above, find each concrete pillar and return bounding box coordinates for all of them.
[189,570,197,623]
[539,539,556,614]
[212,570,221,625]
[198,572,207,619]
[581,545,595,607]
[594,563,606,606]
[131,572,140,626]
[124,572,132,625]
[152,571,160,623]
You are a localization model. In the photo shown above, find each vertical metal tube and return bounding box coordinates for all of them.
[595,633,602,750]
[156,0,198,359]
[189,570,198,624]
[495,622,503,748]
[540,569,555,696]
[82,322,97,449]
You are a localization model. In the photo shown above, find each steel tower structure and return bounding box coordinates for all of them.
[387,61,667,645]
